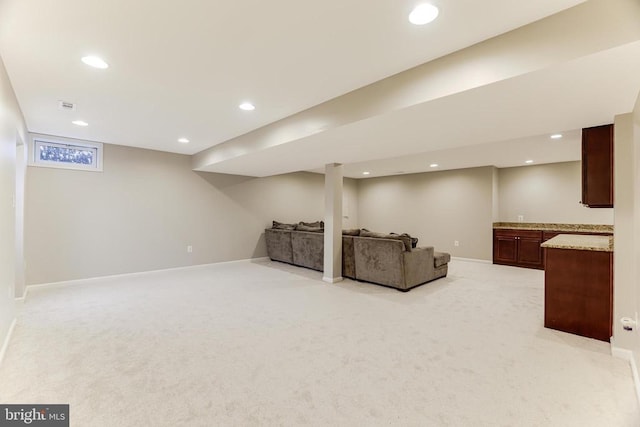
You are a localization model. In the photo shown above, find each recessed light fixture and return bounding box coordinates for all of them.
[430,163,439,168]
[362,171,371,176]
[81,56,109,69]
[239,102,255,111]
[72,120,88,126]
[525,160,534,164]
[409,4,439,25]
[550,134,563,139]
[178,138,190,144]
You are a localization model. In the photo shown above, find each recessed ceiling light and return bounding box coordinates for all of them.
[178,138,190,144]
[430,163,439,168]
[409,4,439,25]
[362,171,371,176]
[550,134,563,139]
[525,160,534,164]
[239,102,255,111]
[81,56,109,69]
[72,120,88,126]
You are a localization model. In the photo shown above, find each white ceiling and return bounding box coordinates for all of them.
[3,0,639,179]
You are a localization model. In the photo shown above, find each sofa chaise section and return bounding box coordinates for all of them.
[353,236,445,291]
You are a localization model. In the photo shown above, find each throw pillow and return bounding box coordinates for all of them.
[272,220,296,230]
[391,232,419,248]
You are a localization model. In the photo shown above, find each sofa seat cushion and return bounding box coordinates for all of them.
[433,251,451,268]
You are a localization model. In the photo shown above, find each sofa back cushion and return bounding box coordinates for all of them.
[296,224,324,232]
[299,220,324,228]
[360,230,412,252]
[342,228,360,236]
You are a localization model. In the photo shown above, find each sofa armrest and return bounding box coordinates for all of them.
[402,246,435,289]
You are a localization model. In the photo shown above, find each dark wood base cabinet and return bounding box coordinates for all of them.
[493,228,612,270]
[544,248,612,342]
[493,229,543,269]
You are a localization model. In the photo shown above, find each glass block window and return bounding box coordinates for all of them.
[31,137,103,171]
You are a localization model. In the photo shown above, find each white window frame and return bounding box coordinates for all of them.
[29,134,103,172]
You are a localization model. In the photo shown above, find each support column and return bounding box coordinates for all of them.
[323,163,343,283]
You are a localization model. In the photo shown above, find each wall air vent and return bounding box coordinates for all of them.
[58,100,76,111]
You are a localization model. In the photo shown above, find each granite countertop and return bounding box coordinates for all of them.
[493,222,613,233]
[540,234,613,252]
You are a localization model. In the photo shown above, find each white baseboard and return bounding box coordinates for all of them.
[0,318,17,368]
[24,257,271,297]
[323,276,344,284]
[248,257,270,263]
[612,344,640,407]
[451,257,492,264]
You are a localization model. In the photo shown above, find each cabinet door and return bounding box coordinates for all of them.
[494,235,518,263]
[517,237,543,268]
[582,124,613,207]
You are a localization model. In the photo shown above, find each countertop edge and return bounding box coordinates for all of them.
[493,222,613,233]
[540,234,613,252]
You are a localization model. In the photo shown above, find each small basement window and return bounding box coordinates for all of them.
[30,136,103,171]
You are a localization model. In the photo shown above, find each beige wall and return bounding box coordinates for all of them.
[634,97,640,368]
[498,161,614,224]
[0,55,27,349]
[612,92,640,365]
[25,144,358,285]
[357,167,495,260]
[356,161,616,263]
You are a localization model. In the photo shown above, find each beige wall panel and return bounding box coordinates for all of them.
[357,167,495,260]
[498,161,613,224]
[25,144,358,284]
[0,55,27,347]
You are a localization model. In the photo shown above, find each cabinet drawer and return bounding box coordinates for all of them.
[494,229,542,239]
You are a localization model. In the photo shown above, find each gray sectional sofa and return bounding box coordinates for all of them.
[265,224,450,291]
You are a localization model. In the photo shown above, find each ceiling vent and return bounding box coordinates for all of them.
[58,100,76,111]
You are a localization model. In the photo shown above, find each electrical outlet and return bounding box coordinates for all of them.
[187,245,193,253]
[517,215,524,222]
[454,240,459,247]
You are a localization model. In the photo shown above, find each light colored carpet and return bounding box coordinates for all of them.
[0,259,637,426]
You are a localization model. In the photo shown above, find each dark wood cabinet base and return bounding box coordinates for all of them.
[493,229,543,269]
[493,228,612,270]
[544,247,612,342]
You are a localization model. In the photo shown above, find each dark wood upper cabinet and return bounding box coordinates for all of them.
[582,124,613,208]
